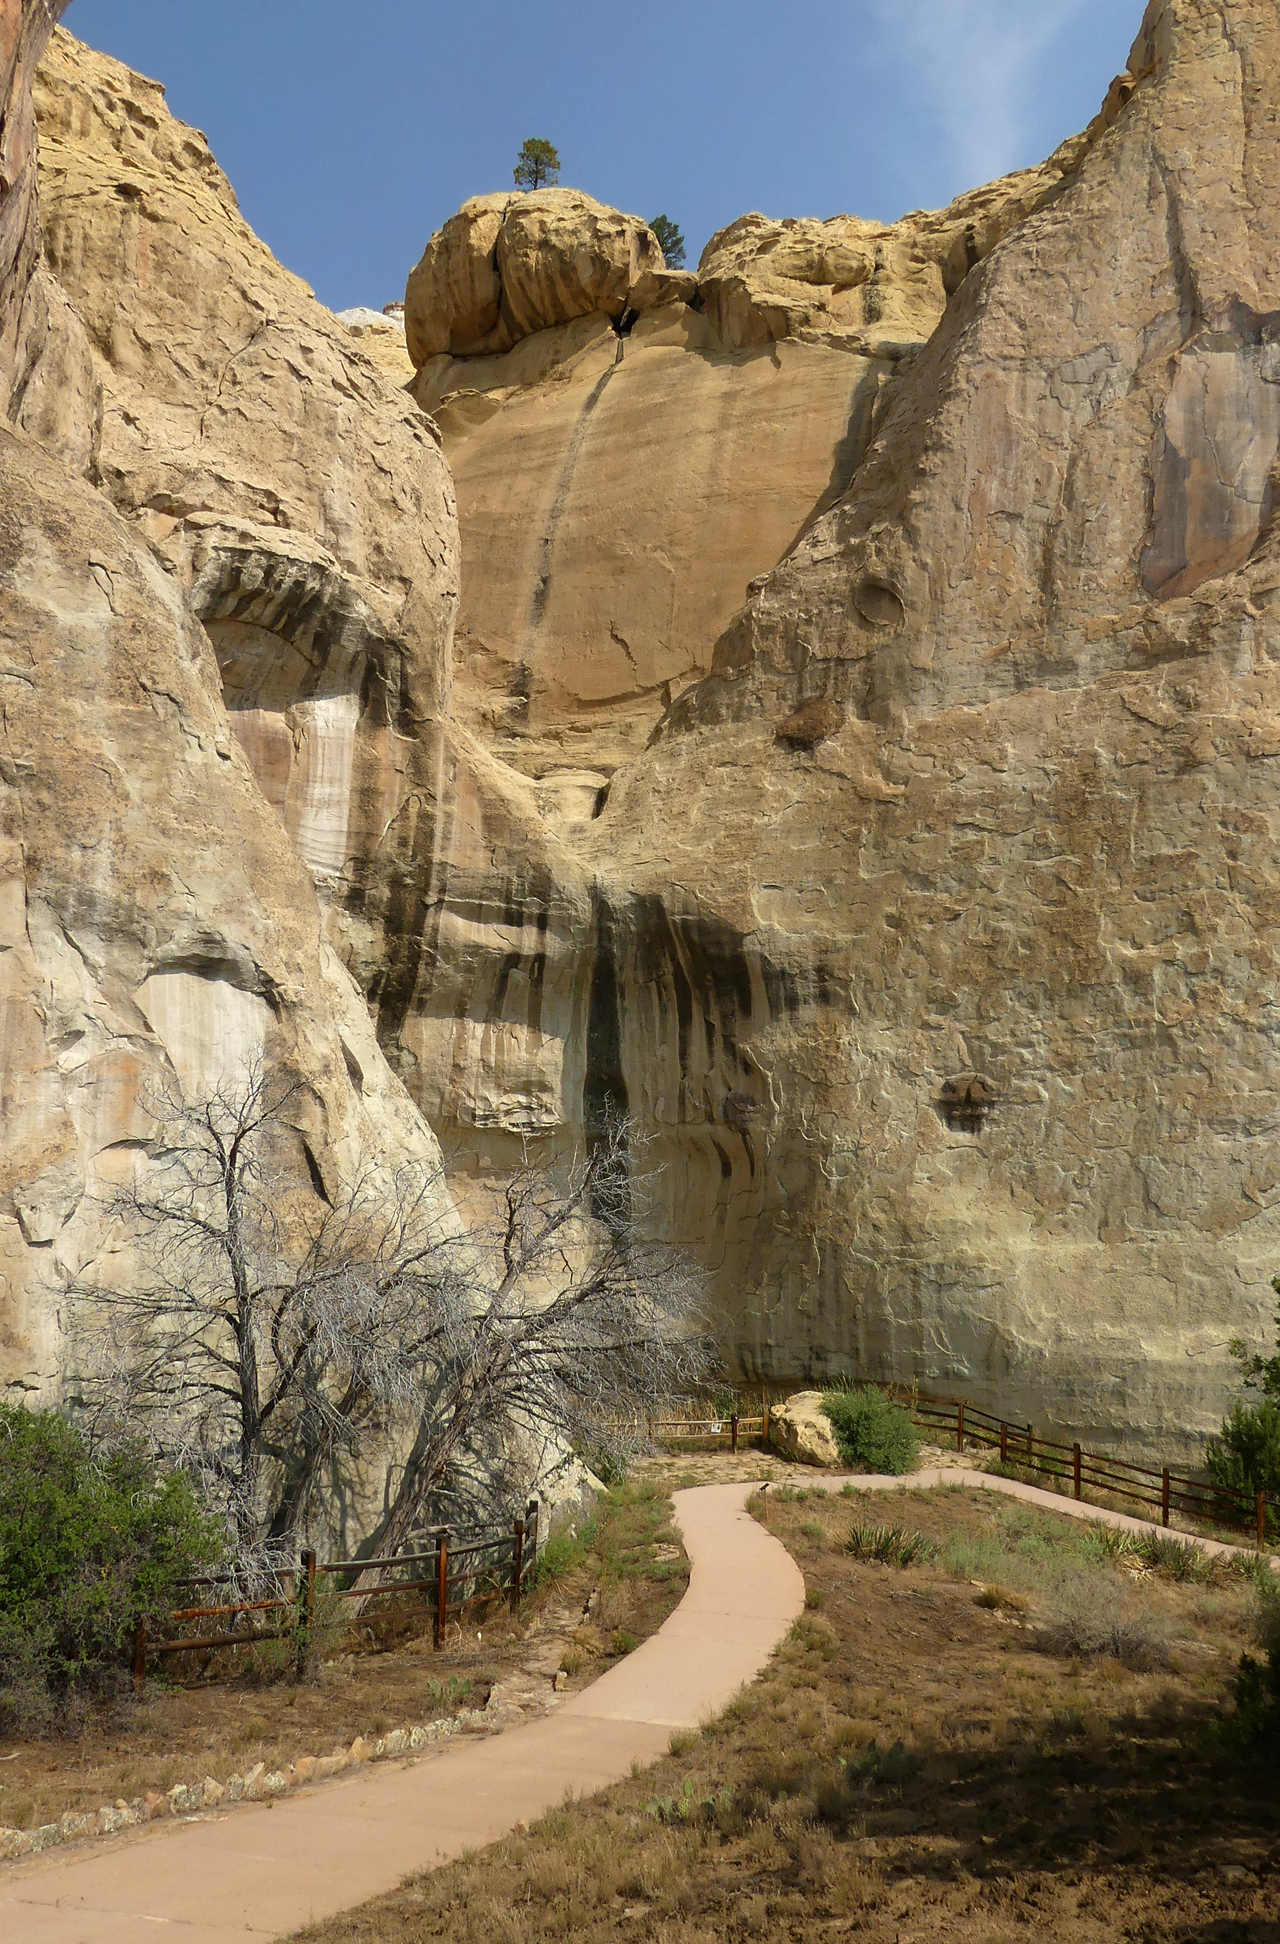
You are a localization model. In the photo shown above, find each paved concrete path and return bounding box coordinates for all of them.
[0,1484,804,1944]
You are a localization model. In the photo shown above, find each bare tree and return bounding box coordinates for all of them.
[70,1063,711,1562]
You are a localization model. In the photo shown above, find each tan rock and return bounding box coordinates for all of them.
[406,189,663,365]
[693,127,1100,357]
[767,1392,841,1468]
[565,0,1280,1462]
[32,29,459,918]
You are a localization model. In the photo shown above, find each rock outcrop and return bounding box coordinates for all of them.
[405,188,663,363]
[0,10,456,1411]
[400,134,1122,782]
[766,1392,841,1468]
[30,31,458,913]
[564,0,1280,1459]
[11,0,1280,1473]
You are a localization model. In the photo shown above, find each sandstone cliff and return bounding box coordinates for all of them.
[12,0,1280,1470]
[401,137,1114,783]
[389,0,1280,1461]
[567,0,1280,1457]
[0,11,455,1412]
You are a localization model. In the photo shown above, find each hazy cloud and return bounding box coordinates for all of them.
[876,0,1100,192]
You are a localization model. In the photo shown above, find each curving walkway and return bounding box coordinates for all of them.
[0,1485,804,1944]
[3,1463,1273,1943]
[800,1464,1280,1570]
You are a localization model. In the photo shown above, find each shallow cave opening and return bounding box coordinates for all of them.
[937,1075,996,1135]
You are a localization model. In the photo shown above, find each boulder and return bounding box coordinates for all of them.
[405,188,663,364]
[767,1392,841,1468]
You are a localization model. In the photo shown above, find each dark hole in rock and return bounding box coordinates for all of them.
[938,1075,996,1135]
[593,784,609,818]
[776,699,844,750]
[854,580,906,630]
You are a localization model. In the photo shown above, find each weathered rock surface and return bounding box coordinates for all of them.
[405,188,663,363]
[12,0,1280,1473]
[767,1392,841,1468]
[402,136,1123,781]
[335,305,415,381]
[0,10,455,1418]
[564,0,1280,1459]
[32,29,459,912]
[425,314,888,777]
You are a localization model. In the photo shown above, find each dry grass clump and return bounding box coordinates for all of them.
[290,1477,1279,1944]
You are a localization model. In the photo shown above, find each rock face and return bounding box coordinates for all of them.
[0,11,455,1413]
[767,1392,841,1468]
[405,188,663,363]
[563,0,1280,1460]
[11,0,1280,1473]
[403,142,1117,781]
[31,30,458,912]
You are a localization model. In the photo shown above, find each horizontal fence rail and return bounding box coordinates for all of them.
[134,1500,540,1687]
[645,1388,1275,1548]
[898,1393,1275,1548]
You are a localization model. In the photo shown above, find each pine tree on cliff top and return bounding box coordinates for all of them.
[514,138,560,190]
[650,214,686,269]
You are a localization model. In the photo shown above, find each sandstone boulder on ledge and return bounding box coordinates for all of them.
[405,188,664,363]
[767,1392,842,1468]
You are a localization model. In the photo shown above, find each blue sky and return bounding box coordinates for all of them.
[62,1,1139,315]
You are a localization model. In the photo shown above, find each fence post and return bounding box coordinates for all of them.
[1027,1423,1034,1466]
[1259,1492,1268,1551]
[526,1499,539,1590]
[1161,1469,1171,1528]
[297,1548,317,1679]
[132,1621,147,1695]
[1072,1444,1082,1500]
[731,1413,739,1454]
[999,1422,1008,1466]
[433,1529,450,1652]
[511,1517,525,1614]
[763,1402,771,1443]
[956,1401,965,1455]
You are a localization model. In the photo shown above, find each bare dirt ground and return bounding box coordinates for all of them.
[291,1458,1280,1944]
[0,1481,687,1837]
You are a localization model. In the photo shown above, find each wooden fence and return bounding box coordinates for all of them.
[646,1391,1276,1548]
[134,1499,540,1686]
[901,1394,1275,1547]
[646,1410,770,1453]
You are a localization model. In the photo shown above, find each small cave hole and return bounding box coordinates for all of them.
[938,1075,996,1135]
[592,783,610,818]
[854,580,906,631]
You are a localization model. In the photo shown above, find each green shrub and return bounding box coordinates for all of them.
[1225,1582,1280,1759]
[0,1405,223,1731]
[821,1388,918,1475]
[1207,1398,1280,1524]
[1207,1288,1280,1530]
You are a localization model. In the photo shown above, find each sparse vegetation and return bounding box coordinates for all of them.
[649,214,686,268]
[0,1474,685,1831]
[821,1386,918,1474]
[1208,1283,1280,1520]
[0,1406,222,1733]
[845,1521,936,1567]
[290,1472,1280,1944]
[513,137,560,191]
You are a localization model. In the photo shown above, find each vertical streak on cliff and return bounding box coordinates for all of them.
[521,347,623,663]
[583,890,631,1228]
